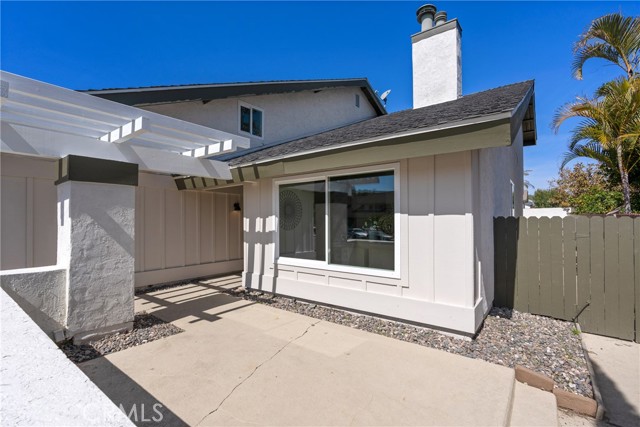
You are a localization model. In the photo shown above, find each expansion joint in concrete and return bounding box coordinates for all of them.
[195,320,321,426]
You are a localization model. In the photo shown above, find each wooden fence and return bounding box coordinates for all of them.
[494,216,640,342]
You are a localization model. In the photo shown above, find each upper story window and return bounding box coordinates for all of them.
[239,102,263,138]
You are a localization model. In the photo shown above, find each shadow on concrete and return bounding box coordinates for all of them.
[80,357,188,427]
[589,357,640,427]
[135,275,251,325]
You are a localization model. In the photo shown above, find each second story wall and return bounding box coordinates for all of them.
[140,87,378,149]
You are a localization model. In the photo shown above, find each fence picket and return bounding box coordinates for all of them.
[505,217,518,308]
[575,216,592,330]
[514,217,530,312]
[604,217,620,338]
[538,217,553,317]
[550,217,565,319]
[563,217,578,321]
[527,217,541,314]
[618,217,634,341]
[589,217,606,335]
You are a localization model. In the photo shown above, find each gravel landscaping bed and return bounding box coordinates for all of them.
[60,313,183,363]
[218,287,592,398]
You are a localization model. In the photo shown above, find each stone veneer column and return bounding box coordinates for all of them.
[56,155,137,342]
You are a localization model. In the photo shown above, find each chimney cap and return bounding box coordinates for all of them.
[434,11,448,25]
[416,4,437,24]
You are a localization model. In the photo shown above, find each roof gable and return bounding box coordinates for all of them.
[224,80,535,166]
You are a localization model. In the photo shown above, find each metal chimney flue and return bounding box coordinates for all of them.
[416,4,437,31]
[434,11,447,26]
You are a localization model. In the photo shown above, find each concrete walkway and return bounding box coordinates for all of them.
[80,276,518,426]
[582,333,640,427]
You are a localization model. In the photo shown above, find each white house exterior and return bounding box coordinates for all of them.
[0,4,536,340]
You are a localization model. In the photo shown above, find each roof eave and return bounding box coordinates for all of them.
[230,111,514,169]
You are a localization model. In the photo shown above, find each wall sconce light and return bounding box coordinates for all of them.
[233,202,241,212]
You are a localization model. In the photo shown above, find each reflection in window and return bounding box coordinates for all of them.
[240,106,251,133]
[239,104,263,137]
[329,171,394,270]
[278,181,326,261]
[252,109,263,137]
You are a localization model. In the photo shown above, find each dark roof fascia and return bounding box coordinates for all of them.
[84,79,387,116]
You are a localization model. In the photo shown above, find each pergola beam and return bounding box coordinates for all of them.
[1,122,233,179]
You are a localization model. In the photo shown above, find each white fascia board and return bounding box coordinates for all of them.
[0,71,250,151]
[0,122,232,179]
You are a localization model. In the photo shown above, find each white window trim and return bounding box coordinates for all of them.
[238,101,264,139]
[273,163,401,279]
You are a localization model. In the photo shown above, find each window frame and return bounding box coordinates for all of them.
[238,101,264,139]
[273,163,401,278]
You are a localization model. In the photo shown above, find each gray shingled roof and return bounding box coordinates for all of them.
[225,80,534,166]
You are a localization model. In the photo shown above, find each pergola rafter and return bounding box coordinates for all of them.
[0,71,250,179]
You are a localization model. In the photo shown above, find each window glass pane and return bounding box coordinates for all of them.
[279,181,326,261]
[329,171,394,270]
[252,109,263,137]
[240,106,251,133]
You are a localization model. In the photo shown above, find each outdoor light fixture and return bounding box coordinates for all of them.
[233,202,241,211]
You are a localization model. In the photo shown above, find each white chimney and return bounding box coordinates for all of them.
[412,4,462,108]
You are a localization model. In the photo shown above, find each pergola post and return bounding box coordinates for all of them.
[56,155,137,342]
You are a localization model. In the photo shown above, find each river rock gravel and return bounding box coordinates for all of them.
[60,313,183,363]
[223,287,593,398]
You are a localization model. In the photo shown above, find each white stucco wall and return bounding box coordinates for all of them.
[0,266,67,327]
[243,151,482,334]
[0,288,134,427]
[412,23,462,108]
[474,126,524,311]
[141,87,378,149]
[58,181,136,338]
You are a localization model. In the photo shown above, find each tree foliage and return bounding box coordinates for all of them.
[530,189,559,209]
[553,77,640,213]
[572,12,640,80]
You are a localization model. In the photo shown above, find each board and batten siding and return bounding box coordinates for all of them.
[134,173,243,287]
[0,154,58,270]
[0,154,242,286]
[243,151,484,334]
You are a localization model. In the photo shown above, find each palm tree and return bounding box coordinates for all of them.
[553,77,640,213]
[572,12,640,80]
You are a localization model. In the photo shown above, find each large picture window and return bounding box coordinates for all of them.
[277,168,396,273]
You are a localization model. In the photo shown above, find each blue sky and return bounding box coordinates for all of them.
[2,1,639,189]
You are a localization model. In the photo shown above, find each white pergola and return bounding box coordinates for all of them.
[0,71,249,179]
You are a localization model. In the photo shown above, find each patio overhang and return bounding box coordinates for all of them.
[0,71,250,179]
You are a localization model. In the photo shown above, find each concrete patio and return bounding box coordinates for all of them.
[79,274,553,426]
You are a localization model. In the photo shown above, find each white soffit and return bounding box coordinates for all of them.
[0,71,250,178]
